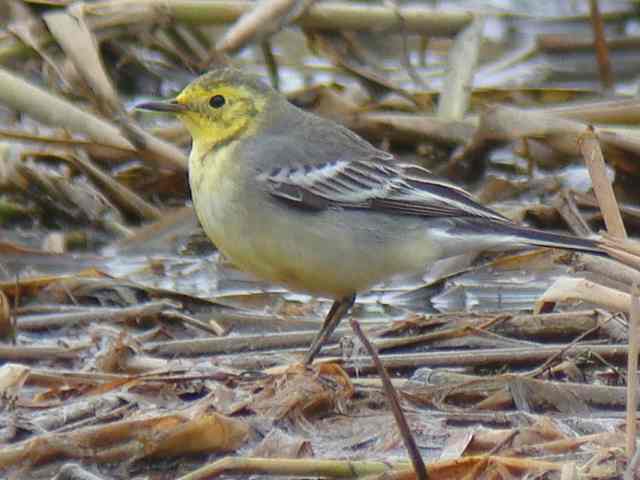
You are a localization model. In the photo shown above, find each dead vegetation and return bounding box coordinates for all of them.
[1,0,640,479]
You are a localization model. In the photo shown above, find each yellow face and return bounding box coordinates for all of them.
[174,81,267,154]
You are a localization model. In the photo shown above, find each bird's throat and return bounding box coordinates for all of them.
[188,117,250,160]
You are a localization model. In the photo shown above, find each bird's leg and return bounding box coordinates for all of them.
[303,294,356,365]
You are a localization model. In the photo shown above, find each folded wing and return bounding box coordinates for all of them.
[260,157,510,224]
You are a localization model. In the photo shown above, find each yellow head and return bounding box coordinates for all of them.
[137,68,271,154]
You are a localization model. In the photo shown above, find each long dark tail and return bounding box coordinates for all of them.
[498,225,606,256]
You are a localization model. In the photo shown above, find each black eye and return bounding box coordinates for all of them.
[209,95,225,108]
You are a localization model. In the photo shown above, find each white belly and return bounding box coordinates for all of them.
[189,144,445,298]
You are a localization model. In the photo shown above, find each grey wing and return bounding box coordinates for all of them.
[257,149,510,224]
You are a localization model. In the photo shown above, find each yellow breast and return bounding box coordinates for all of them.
[189,142,241,248]
[189,141,279,283]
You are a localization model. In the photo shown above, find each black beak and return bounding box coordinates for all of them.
[136,99,187,113]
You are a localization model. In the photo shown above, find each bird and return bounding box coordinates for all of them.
[137,67,605,364]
